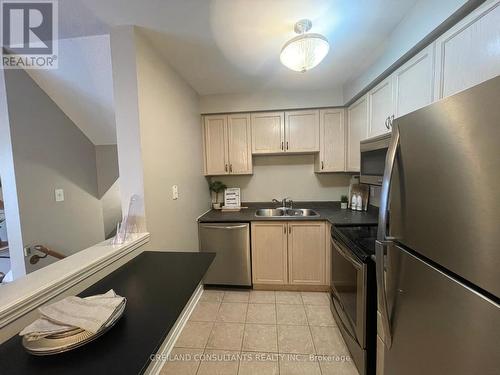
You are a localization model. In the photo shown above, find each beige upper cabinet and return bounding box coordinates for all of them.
[288,222,326,285]
[251,222,288,285]
[368,76,394,138]
[227,114,252,174]
[346,95,369,172]
[203,115,228,176]
[251,112,285,154]
[393,44,435,118]
[434,1,500,100]
[315,108,345,172]
[284,110,320,153]
[203,114,252,176]
[251,110,319,154]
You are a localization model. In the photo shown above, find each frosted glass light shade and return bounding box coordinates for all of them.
[280,33,330,72]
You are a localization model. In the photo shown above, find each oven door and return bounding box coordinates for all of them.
[331,236,367,348]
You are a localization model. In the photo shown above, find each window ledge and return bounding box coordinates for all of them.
[0,233,150,328]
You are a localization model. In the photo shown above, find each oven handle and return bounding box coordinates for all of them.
[376,122,400,349]
[331,237,363,269]
[331,292,360,345]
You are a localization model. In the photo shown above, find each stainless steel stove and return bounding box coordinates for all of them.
[330,225,377,375]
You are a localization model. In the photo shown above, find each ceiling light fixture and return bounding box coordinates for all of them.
[280,19,330,73]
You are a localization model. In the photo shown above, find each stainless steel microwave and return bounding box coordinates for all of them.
[360,133,391,186]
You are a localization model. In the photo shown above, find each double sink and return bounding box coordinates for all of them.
[255,207,319,217]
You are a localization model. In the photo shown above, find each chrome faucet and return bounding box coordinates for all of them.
[272,197,293,208]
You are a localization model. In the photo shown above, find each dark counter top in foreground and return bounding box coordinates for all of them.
[0,251,215,375]
[198,201,379,226]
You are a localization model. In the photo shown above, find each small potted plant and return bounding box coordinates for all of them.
[209,180,227,209]
[340,195,349,209]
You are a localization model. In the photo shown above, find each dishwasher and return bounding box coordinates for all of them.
[198,223,251,286]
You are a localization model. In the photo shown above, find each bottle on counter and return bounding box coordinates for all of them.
[351,194,357,210]
[356,193,363,211]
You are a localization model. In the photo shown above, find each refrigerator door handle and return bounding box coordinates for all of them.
[376,240,392,348]
[377,123,400,242]
[376,123,400,349]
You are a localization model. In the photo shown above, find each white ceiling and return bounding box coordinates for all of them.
[28,35,116,145]
[60,0,419,95]
[32,0,420,144]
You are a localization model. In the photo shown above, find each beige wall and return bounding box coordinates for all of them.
[199,88,344,114]
[135,28,211,251]
[111,26,210,251]
[95,145,119,198]
[213,155,351,202]
[3,69,105,274]
[95,145,122,239]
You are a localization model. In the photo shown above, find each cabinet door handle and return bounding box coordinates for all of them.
[229,164,233,173]
[321,161,324,170]
[284,226,286,234]
[281,141,284,150]
[391,115,395,127]
[288,226,291,234]
[225,164,228,172]
[286,141,289,150]
[385,117,390,129]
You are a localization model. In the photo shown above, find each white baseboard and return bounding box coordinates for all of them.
[144,283,203,375]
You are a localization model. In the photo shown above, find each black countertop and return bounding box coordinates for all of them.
[198,201,379,226]
[0,251,215,375]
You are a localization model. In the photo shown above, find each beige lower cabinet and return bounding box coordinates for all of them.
[288,222,327,285]
[251,221,328,287]
[251,222,288,284]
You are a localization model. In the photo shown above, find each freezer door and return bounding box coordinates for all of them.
[382,245,500,375]
[389,76,500,297]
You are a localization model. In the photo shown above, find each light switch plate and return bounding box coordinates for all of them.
[172,185,178,200]
[55,188,65,202]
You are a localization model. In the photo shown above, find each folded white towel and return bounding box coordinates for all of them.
[20,289,125,340]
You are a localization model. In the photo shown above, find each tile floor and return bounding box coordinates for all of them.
[160,289,359,375]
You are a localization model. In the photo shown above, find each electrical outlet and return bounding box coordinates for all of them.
[172,185,178,200]
[55,188,65,202]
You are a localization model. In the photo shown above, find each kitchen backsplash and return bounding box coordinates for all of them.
[212,154,352,202]
[369,185,381,207]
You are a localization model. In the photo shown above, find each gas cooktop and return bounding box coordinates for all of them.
[332,225,378,262]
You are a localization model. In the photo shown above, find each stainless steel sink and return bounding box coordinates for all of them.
[255,208,285,217]
[255,208,319,217]
[289,208,319,217]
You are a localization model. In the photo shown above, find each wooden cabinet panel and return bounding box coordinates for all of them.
[316,109,345,172]
[227,114,252,174]
[285,110,319,153]
[203,115,228,175]
[434,1,500,100]
[251,222,288,285]
[325,222,332,286]
[368,77,394,138]
[393,44,435,118]
[346,95,368,172]
[251,112,285,154]
[288,222,326,285]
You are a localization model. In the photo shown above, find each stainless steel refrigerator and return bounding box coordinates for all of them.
[376,76,500,375]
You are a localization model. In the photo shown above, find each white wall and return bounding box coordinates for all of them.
[199,88,344,114]
[110,26,147,229]
[0,69,25,279]
[27,35,116,145]
[4,69,106,274]
[343,0,468,102]
[213,155,351,202]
